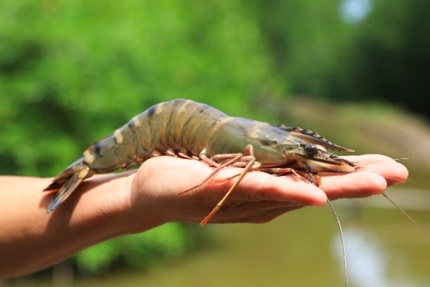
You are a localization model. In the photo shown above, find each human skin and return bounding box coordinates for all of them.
[0,154,408,279]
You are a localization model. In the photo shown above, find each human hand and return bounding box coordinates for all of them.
[127,154,408,228]
[0,154,406,278]
[320,154,408,199]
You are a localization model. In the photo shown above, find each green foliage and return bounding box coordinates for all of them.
[0,0,286,176]
[256,0,352,97]
[0,0,287,276]
[74,223,195,273]
[319,0,430,118]
[252,0,430,119]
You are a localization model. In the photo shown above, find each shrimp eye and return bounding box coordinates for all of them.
[304,144,319,156]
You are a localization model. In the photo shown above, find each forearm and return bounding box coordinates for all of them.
[0,173,143,279]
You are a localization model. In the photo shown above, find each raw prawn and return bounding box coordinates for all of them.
[44,99,355,219]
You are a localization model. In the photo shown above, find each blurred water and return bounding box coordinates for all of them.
[333,227,428,287]
[332,187,430,287]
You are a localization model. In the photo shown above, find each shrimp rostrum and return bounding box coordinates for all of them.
[44,99,356,223]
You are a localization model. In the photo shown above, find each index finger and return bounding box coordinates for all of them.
[344,154,409,185]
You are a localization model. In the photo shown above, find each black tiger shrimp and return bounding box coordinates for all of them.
[44,99,356,216]
[45,99,419,286]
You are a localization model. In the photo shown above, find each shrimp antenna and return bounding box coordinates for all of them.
[382,193,430,239]
[327,200,349,287]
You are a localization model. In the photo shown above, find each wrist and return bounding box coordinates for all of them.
[89,171,168,235]
[56,172,139,239]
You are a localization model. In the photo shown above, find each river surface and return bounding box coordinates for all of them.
[4,187,430,287]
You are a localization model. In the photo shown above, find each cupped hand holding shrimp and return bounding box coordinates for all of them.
[127,154,408,229]
[0,154,407,279]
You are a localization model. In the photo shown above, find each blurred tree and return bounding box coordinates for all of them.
[0,0,283,176]
[253,0,430,120]
[0,0,286,276]
[327,0,430,118]
[255,0,350,97]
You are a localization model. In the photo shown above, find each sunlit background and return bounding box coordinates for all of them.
[1,0,429,286]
